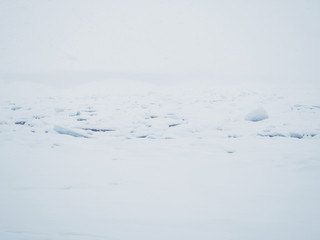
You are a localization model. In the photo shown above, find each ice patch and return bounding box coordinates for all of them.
[168,123,181,128]
[289,132,304,139]
[83,128,115,132]
[11,106,21,111]
[258,132,286,138]
[15,121,26,125]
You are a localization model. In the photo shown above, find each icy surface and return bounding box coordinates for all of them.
[0,79,320,240]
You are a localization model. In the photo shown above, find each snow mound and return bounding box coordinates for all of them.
[245,107,269,122]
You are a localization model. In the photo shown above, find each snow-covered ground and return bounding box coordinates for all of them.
[1,78,320,240]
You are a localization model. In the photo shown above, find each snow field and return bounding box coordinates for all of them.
[0,79,320,240]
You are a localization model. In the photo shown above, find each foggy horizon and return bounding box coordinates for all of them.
[1,0,320,83]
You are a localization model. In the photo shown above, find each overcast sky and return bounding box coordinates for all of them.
[0,0,319,82]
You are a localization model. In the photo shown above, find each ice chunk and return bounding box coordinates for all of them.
[245,107,269,122]
[54,125,87,138]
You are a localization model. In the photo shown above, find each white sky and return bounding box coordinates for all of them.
[0,0,319,82]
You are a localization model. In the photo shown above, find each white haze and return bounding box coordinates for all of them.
[0,0,319,84]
